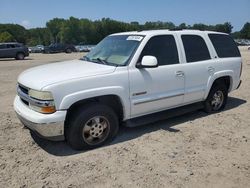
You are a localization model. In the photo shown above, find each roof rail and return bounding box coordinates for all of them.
[169,28,183,31]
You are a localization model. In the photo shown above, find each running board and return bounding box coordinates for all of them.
[125,102,204,127]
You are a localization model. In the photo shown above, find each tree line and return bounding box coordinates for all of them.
[0,17,249,45]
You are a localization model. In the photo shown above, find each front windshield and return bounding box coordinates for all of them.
[84,35,144,66]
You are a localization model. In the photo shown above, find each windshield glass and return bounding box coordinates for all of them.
[84,35,144,66]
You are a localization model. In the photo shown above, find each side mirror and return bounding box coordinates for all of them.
[136,56,158,68]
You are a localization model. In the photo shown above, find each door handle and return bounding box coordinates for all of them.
[207,66,215,73]
[175,71,184,77]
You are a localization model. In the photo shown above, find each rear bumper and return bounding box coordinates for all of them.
[14,96,66,141]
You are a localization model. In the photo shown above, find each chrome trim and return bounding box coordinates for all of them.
[17,86,54,107]
[133,93,184,105]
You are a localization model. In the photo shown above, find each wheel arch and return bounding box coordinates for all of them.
[64,94,125,129]
[205,72,233,99]
[16,51,25,56]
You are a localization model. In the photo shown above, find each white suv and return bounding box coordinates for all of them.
[14,30,242,150]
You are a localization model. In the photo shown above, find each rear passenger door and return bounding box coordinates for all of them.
[179,34,216,103]
[6,44,17,57]
[129,35,185,118]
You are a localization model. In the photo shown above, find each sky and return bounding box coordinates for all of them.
[0,0,249,31]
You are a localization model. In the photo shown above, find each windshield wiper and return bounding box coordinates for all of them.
[82,57,119,67]
[92,58,119,66]
[91,58,108,65]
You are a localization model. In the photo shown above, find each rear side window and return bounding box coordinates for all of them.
[15,44,22,47]
[208,34,240,58]
[140,35,179,66]
[182,35,211,63]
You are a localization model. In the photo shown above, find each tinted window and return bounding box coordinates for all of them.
[0,44,6,49]
[208,34,240,58]
[140,35,179,66]
[182,35,211,63]
[6,44,16,48]
[15,44,22,47]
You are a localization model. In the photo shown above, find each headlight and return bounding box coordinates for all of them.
[28,89,56,114]
[28,89,54,100]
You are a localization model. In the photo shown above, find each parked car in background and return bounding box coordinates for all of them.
[43,43,76,53]
[28,45,44,53]
[75,45,96,52]
[0,42,29,60]
[234,39,250,46]
[87,45,96,51]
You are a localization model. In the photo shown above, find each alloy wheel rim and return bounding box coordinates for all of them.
[211,90,224,111]
[82,116,110,145]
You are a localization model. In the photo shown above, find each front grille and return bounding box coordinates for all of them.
[19,84,28,95]
[17,84,29,106]
[21,98,29,106]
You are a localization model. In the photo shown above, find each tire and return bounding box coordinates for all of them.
[65,103,119,150]
[204,83,228,113]
[15,53,25,60]
[65,48,72,53]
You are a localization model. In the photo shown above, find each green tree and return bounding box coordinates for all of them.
[240,22,250,39]
[214,22,233,33]
[143,21,175,30]
[46,18,65,43]
[178,23,187,29]
[192,23,208,30]
[27,28,51,45]
[230,31,241,39]
[0,24,27,43]
[0,31,15,42]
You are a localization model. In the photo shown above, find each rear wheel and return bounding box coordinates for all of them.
[15,53,25,60]
[65,103,119,150]
[204,84,228,113]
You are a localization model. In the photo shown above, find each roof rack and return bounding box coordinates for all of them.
[169,28,183,31]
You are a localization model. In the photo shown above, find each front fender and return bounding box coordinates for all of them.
[204,70,233,99]
[59,86,130,120]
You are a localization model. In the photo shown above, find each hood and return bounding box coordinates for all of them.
[18,59,116,90]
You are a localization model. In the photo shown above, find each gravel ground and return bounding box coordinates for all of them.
[0,48,250,188]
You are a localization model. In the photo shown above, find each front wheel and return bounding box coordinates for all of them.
[65,48,72,53]
[204,84,228,113]
[15,53,25,60]
[65,103,119,150]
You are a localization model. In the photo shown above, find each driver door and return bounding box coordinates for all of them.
[129,35,185,118]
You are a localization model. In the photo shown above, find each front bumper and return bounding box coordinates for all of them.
[14,96,66,141]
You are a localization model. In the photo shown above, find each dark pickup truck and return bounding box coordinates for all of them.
[0,42,29,60]
[43,43,76,53]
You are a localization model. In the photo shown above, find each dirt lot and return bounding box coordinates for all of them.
[0,49,250,188]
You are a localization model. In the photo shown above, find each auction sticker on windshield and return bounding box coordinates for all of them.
[127,36,143,41]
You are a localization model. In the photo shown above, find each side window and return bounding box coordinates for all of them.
[7,44,16,48]
[0,44,6,49]
[140,35,179,66]
[15,44,22,48]
[182,35,211,63]
[208,34,240,58]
